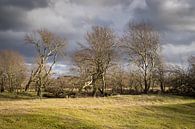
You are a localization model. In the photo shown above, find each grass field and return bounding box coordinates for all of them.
[0,93,194,129]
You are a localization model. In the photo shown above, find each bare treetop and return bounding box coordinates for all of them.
[75,26,117,74]
[25,29,67,59]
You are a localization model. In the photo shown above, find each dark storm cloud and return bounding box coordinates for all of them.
[0,0,49,10]
[145,0,195,32]
[0,0,50,62]
[126,0,195,50]
[0,31,36,58]
[0,0,195,67]
[0,7,28,31]
[0,0,49,31]
[128,0,195,32]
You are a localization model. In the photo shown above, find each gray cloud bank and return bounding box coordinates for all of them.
[0,0,195,74]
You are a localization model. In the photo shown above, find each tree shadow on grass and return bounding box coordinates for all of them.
[131,102,195,129]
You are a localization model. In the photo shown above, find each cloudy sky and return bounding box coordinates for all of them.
[0,0,195,75]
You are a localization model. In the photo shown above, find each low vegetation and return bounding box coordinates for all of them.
[0,94,194,129]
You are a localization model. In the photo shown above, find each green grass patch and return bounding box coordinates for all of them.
[0,92,38,100]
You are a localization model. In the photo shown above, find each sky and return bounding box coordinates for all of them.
[0,0,195,75]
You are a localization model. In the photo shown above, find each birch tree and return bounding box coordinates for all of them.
[122,22,160,93]
[25,29,67,97]
[74,26,117,96]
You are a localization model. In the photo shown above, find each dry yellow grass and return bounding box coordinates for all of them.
[0,94,195,129]
[0,95,193,110]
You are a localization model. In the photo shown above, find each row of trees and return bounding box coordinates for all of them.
[0,21,194,97]
[72,22,163,96]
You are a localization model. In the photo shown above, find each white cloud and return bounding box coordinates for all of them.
[162,42,195,63]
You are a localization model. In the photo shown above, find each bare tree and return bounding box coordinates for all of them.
[187,56,195,94]
[74,26,117,96]
[167,65,188,94]
[0,50,26,93]
[128,69,144,94]
[122,22,160,93]
[188,56,195,74]
[25,29,67,97]
[108,65,126,94]
[154,56,166,93]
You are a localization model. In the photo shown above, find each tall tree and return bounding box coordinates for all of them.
[74,26,117,96]
[122,22,160,93]
[25,29,67,97]
[187,56,195,94]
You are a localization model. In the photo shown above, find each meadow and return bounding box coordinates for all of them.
[0,93,194,129]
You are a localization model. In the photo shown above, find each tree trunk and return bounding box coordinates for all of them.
[144,74,148,93]
[8,76,13,92]
[0,77,4,92]
[120,84,123,94]
[37,86,41,97]
[37,75,43,97]
[25,67,40,92]
[160,81,165,93]
[91,74,97,97]
[98,88,104,95]
[25,77,32,91]
[102,73,106,96]
[0,86,4,92]
[37,76,43,97]
[144,69,150,94]
[92,86,97,97]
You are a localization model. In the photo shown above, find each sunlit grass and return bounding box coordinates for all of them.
[0,93,194,129]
